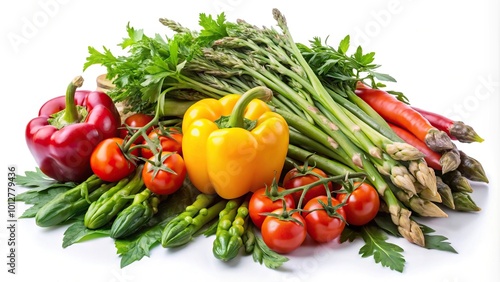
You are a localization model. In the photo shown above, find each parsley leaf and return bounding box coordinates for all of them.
[252,235,289,269]
[17,187,71,218]
[338,35,350,54]
[63,219,110,248]
[340,225,361,243]
[15,167,76,193]
[420,224,457,253]
[359,225,406,272]
[14,168,76,218]
[387,90,410,104]
[374,214,400,237]
[115,223,164,268]
[198,13,228,45]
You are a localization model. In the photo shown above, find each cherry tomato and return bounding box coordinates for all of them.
[261,208,307,254]
[90,137,137,182]
[248,187,295,229]
[141,127,183,159]
[283,166,339,207]
[119,113,155,144]
[142,151,187,195]
[303,196,346,243]
[336,182,380,226]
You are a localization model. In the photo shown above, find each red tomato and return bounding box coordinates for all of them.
[142,152,186,195]
[336,182,380,226]
[261,208,307,254]
[141,127,183,159]
[283,166,339,207]
[303,196,346,243]
[119,113,155,144]
[248,187,295,229]
[90,137,137,182]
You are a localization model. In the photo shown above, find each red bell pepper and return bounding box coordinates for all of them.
[25,76,121,182]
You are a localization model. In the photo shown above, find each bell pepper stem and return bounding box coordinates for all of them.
[61,76,84,124]
[227,86,273,128]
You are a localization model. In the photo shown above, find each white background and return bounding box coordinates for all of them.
[1,0,499,281]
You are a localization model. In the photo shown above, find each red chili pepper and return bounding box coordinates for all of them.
[355,83,453,152]
[387,123,442,171]
[411,107,484,143]
[25,76,121,182]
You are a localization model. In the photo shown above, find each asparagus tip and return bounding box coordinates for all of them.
[399,221,425,247]
[369,147,383,159]
[412,199,448,217]
[425,129,454,152]
[450,121,484,143]
[440,150,461,174]
[385,142,425,161]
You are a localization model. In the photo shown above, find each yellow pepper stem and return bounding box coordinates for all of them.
[227,86,273,128]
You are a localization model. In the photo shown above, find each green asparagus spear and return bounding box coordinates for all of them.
[242,221,256,254]
[457,151,489,183]
[110,189,162,239]
[161,193,224,247]
[213,197,250,261]
[84,167,145,229]
[35,175,106,227]
[452,191,481,212]
[436,176,455,209]
[441,170,473,193]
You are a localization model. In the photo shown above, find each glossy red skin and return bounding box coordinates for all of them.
[119,113,155,144]
[26,90,121,182]
[90,137,137,182]
[283,167,337,207]
[336,182,380,226]
[141,128,183,159]
[249,187,296,229]
[355,86,433,142]
[142,152,186,195]
[411,107,454,138]
[303,196,346,243]
[261,208,307,254]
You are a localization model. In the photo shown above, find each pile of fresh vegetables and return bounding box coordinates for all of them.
[16,9,488,272]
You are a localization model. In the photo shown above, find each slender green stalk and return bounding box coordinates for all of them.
[288,129,342,161]
[314,102,382,159]
[273,107,353,167]
[326,86,401,142]
[287,144,355,176]
[343,86,398,140]
[338,98,424,161]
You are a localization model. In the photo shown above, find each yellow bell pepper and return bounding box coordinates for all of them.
[182,87,289,199]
